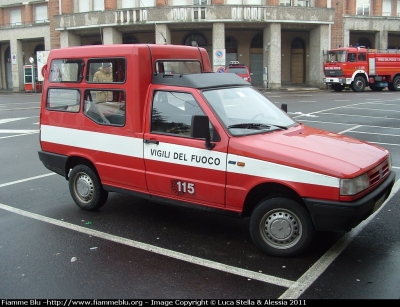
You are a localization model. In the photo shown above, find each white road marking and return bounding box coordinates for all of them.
[0,116,40,138]
[0,201,294,288]
[319,112,400,121]
[290,112,318,117]
[348,130,400,137]
[343,106,400,113]
[280,178,400,299]
[0,129,39,134]
[0,117,32,124]
[0,131,39,139]
[0,173,55,188]
[0,107,40,111]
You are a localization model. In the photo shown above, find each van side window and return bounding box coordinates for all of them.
[86,58,126,83]
[83,90,126,126]
[151,91,205,136]
[49,60,83,82]
[155,60,202,74]
[46,89,80,112]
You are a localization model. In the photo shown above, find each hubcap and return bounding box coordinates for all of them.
[261,209,302,249]
[75,173,94,202]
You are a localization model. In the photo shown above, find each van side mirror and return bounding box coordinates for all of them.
[191,115,215,150]
[281,103,287,113]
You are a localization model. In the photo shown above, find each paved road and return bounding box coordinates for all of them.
[0,90,399,299]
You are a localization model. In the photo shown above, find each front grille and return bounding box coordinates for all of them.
[324,69,343,76]
[369,159,389,186]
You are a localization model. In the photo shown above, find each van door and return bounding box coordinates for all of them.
[143,88,227,209]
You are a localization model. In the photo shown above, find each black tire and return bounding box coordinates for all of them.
[331,84,345,92]
[369,85,384,91]
[249,197,315,257]
[69,165,108,210]
[389,76,400,91]
[351,76,366,92]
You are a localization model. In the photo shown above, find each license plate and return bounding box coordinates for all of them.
[373,193,387,212]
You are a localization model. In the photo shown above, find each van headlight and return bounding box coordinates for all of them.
[340,173,370,196]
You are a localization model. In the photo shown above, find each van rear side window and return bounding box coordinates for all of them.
[49,60,83,82]
[46,89,80,112]
[83,90,126,126]
[86,58,126,83]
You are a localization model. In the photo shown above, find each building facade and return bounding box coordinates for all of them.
[1,0,399,91]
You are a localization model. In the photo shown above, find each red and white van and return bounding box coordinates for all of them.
[38,44,395,257]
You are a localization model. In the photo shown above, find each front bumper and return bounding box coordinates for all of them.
[303,171,396,232]
[323,77,350,85]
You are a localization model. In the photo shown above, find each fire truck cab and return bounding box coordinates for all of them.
[323,46,400,92]
[38,44,395,257]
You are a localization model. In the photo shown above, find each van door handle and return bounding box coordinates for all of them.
[144,139,159,145]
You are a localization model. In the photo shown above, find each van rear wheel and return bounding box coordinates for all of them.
[249,197,315,257]
[69,165,108,210]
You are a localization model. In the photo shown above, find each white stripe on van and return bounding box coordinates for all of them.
[41,125,339,188]
[41,125,144,158]
[227,154,339,188]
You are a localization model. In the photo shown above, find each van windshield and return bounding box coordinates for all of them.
[202,87,296,136]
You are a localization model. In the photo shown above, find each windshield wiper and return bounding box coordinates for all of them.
[228,123,288,130]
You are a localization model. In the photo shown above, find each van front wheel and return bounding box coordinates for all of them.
[249,197,315,257]
[69,165,108,210]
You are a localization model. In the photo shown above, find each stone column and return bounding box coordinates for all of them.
[103,27,122,45]
[375,30,388,50]
[60,31,81,48]
[310,24,330,88]
[263,23,281,89]
[343,27,350,47]
[212,23,225,73]
[10,39,24,91]
[44,28,52,51]
[155,24,171,44]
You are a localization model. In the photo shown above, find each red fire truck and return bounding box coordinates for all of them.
[323,46,400,92]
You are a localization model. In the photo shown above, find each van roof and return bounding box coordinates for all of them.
[152,72,251,89]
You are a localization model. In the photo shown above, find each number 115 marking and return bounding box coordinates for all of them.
[171,180,195,195]
[177,181,195,194]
